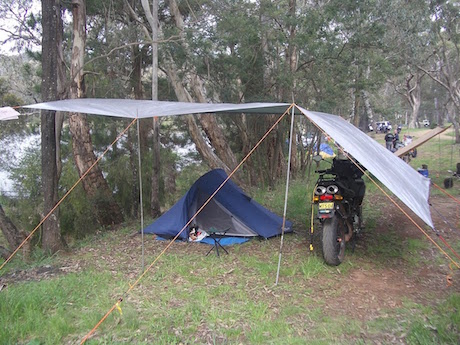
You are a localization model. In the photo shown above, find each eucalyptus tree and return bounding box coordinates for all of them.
[66,0,124,226]
[40,0,66,253]
[381,0,433,128]
[0,0,41,53]
[419,1,460,142]
[158,0,242,177]
[140,0,162,218]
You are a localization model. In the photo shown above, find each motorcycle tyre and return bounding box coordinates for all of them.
[322,216,346,266]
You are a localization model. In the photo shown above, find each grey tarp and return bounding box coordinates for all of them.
[20,99,433,228]
[0,107,19,121]
[296,107,433,228]
[24,98,292,118]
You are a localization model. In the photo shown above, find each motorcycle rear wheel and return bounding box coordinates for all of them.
[322,216,346,266]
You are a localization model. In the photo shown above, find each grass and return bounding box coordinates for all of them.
[1,129,460,344]
[0,270,121,344]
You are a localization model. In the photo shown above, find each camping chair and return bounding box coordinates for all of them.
[205,227,230,257]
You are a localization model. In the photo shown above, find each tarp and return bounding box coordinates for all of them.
[143,169,293,240]
[296,107,433,228]
[315,143,335,159]
[17,99,433,228]
[23,99,292,118]
[0,107,19,121]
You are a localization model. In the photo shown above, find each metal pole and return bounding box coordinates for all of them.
[137,116,145,272]
[275,105,296,285]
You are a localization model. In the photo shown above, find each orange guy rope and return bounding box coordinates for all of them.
[80,106,294,344]
[0,118,138,272]
[302,112,460,270]
[432,182,460,205]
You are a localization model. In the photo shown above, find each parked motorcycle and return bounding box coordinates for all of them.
[312,154,366,265]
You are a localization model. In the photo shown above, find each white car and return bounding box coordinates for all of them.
[422,119,430,127]
[376,121,392,133]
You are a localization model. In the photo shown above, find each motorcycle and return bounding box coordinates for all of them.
[312,154,366,265]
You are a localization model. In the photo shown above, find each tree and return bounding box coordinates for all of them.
[141,0,162,218]
[418,1,460,141]
[40,0,65,253]
[0,204,29,260]
[67,0,124,226]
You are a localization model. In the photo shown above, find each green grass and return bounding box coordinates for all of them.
[366,296,460,345]
[0,270,123,344]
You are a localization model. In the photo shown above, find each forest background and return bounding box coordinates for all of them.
[0,0,459,256]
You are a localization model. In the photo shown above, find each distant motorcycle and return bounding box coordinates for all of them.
[312,154,366,265]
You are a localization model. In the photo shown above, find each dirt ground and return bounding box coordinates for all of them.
[1,193,460,343]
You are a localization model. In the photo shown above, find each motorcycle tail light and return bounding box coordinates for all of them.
[319,194,333,201]
[326,185,339,194]
[315,186,326,195]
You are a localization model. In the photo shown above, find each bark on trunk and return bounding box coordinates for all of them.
[126,124,139,218]
[151,117,161,218]
[41,0,66,253]
[0,204,29,260]
[68,114,124,225]
[166,0,242,177]
[68,0,123,226]
[362,90,375,130]
[406,73,424,129]
[287,0,298,179]
[163,56,231,172]
[141,0,162,218]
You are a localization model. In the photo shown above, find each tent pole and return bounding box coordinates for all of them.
[137,116,145,272]
[275,104,296,285]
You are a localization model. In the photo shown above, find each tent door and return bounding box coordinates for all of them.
[190,193,257,237]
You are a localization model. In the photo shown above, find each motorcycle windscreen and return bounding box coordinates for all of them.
[298,107,433,229]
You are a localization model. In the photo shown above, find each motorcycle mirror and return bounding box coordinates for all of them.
[312,154,323,163]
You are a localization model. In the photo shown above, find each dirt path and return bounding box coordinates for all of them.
[320,194,460,324]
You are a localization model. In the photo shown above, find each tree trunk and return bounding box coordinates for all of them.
[41,0,66,253]
[0,204,29,260]
[68,0,123,226]
[151,117,161,218]
[287,0,298,179]
[141,0,162,218]
[362,90,375,130]
[190,74,239,171]
[126,124,139,218]
[163,55,232,173]
[185,115,229,170]
[447,102,460,143]
[406,73,424,129]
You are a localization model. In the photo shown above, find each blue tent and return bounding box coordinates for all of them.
[144,169,292,240]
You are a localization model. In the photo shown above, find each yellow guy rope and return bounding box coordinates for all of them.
[0,118,138,272]
[310,187,316,251]
[80,105,294,344]
[303,114,460,270]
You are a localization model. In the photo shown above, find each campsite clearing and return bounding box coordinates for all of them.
[1,192,459,344]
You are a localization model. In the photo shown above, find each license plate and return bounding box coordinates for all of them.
[318,202,334,210]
